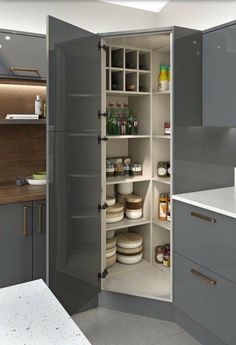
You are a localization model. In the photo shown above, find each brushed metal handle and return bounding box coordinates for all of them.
[191,269,217,286]
[23,206,29,237]
[10,66,40,77]
[191,211,216,223]
[38,204,44,233]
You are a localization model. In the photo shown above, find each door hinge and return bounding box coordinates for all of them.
[98,42,108,50]
[98,111,108,118]
[97,268,108,280]
[98,136,108,143]
[98,202,108,211]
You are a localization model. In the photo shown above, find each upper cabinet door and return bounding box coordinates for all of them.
[203,24,236,126]
[48,16,102,132]
[0,31,46,79]
[47,16,102,315]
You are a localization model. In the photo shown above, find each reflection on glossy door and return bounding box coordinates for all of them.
[48,16,101,314]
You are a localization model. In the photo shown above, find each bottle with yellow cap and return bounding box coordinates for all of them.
[158,64,168,92]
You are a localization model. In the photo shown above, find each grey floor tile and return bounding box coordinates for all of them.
[73,308,185,345]
[153,331,202,345]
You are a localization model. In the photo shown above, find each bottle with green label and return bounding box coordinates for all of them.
[158,64,168,92]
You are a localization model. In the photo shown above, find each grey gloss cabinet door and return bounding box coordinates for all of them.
[203,24,236,126]
[0,31,46,79]
[48,16,102,315]
[33,200,46,281]
[0,202,32,288]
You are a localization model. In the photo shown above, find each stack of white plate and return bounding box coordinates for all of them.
[106,203,124,223]
[106,237,116,268]
[116,232,143,264]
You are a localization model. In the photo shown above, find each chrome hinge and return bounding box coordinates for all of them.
[97,268,108,280]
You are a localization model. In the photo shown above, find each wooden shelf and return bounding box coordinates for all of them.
[106,217,151,231]
[153,219,171,231]
[107,135,150,139]
[152,177,171,185]
[0,119,46,124]
[106,176,151,185]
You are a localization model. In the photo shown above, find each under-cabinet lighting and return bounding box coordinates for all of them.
[100,0,169,13]
[5,36,10,40]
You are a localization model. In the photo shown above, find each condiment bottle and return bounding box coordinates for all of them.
[159,193,168,221]
[164,122,171,135]
[167,194,171,222]
[157,162,168,178]
[158,65,168,92]
[155,245,164,264]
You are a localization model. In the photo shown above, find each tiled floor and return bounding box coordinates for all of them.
[72,308,202,345]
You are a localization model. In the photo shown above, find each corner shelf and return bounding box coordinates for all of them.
[106,217,151,231]
[152,91,170,95]
[106,91,150,97]
[153,135,170,139]
[152,177,171,185]
[153,219,171,231]
[106,176,151,185]
[107,135,150,139]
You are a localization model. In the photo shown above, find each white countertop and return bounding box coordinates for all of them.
[0,279,91,345]
[173,186,236,218]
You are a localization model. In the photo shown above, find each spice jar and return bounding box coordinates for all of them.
[159,193,168,221]
[106,163,115,178]
[157,162,168,178]
[131,163,142,176]
[155,245,164,264]
[164,122,171,135]
[124,163,130,176]
[115,163,124,176]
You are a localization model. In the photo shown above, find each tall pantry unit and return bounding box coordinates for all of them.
[48,16,201,314]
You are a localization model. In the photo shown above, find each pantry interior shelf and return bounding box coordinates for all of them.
[153,220,171,231]
[106,176,151,185]
[153,135,170,139]
[106,91,150,97]
[152,91,170,95]
[106,217,151,231]
[107,135,150,139]
[152,177,171,185]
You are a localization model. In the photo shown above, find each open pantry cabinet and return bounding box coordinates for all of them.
[48,16,202,314]
[101,33,173,302]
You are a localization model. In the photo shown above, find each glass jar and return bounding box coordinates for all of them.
[157,162,168,178]
[124,163,130,176]
[131,163,142,176]
[115,163,124,176]
[106,163,115,177]
[164,122,171,135]
[155,245,164,264]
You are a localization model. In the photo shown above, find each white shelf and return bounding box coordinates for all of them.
[153,219,171,231]
[104,259,171,301]
[106,176,151,185]
[152,91,170,95]
[107,135,150,139]
[153,135,170,139]
[152,177,171,185]
[106,91,150,97]
[106,217,150,231]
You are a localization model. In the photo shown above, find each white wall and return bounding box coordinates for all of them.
[156,1,236,31]
[0,0,157,34]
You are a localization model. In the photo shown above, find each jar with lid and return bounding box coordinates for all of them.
[106,163,115,178]
[164,122,171,135]
[157,162,168,178]
[159,193,168,221]
[124,163,130,176]
[131,163,142,176]
[155,245,164,264]
[167,194,171,222]
[163,245,171,267]
[115,163,124,176]
[158,64,168,92]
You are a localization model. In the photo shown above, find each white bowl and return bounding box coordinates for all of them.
[117,239,143,249]
[26,177,46,186]
[117,252,143,265]
[106,212,124,224]
[117,182,133,195]
[106,246,116,258]
[125,208,143,220]
[106,197,116,207]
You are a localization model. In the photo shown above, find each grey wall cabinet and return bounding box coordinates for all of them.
[0,202,33,288]
[33,200,46,282]
[203,23,236,126]
[0,200,46,288]
[0,30,46,80]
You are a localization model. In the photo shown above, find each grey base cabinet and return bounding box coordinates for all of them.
[0,200,46,288]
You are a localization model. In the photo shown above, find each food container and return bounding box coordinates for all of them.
[164,122,171,135]
[124,163,130,176]
[106,254,116,268]
[106,230,115,239]
[106,246,116,259]
[106,196,116,207]
[130,164,142,176]
[126,194,143,210]
[116,232,143,249]
[106,164,115,177]
[117,182,133,195]
[117,252,143,265]
[106,202,124,224]
[115,163,124,176]
[125,208,143,220]
[157,161,168,178]
[117,193,134,209]
[106,237,116,249]
[116,244,142,255]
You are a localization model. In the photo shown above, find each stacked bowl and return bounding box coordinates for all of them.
[116,232,143,265]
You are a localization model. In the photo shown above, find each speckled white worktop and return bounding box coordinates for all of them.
[0,279,91,345]
[173,186,236,218]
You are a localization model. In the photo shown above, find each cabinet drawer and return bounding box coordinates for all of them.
[175,253,236,345]
[174,201,236,283]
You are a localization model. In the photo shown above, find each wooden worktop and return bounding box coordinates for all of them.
[0,183,46,205]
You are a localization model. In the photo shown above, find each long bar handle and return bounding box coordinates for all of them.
[38,204,45,233]
[23,206,29,237]
[191,269,217,286]
[191,211,216,224]
[10,66,40,77]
